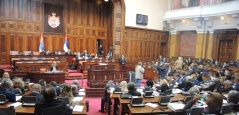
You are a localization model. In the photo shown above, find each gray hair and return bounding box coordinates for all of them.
[1,79,12,88]
[224,80,233,86]
[127,82,135,91]
[227,90,239,104]
[188,86,200,96]
[72,79,80,86]
[32,84,42,92]
[138,62,142,66]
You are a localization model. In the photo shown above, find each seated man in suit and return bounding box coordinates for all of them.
[126,82,141,96]
[227,90,239,111]
[50,61,58,72]
[34,87,72,115]
[49,81,61,96]
[0,79,16,102]
[119,55,126,65]
[22,84,43,103]
[234,77,239,91]
[38,79,47,90]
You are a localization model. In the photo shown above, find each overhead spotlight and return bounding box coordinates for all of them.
[221,16,224,20]
[104,0,109,2]
[182,19,185,23]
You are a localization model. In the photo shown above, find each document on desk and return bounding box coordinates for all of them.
[16,96,22,101]
[78,92,85,96]
[73,97,83,102]
[79,89,85,92]
[8,102,22,108]
[145,103,158,108]
[73,105,84,112]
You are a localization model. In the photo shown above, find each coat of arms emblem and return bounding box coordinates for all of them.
[48,12,60,28]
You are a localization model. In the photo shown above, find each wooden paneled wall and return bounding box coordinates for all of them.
[179,31,197,57]
[124,27,169,63]
[0,0,113,64]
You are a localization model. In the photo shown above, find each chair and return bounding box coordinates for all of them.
[42,105,65,115]
[189,107,204,115]
[130,97,144,107]
[0,107,16,115]
[40,68,46,73]
[221,104,233,114]
[0,94,8,105]
[57,97,70,105]
[10,88,22,96]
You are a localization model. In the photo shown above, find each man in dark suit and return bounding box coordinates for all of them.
[22,84,43,103]
[155,62,166,79]
[49,81,61,96]
[34,87,72,115]
[119,55,126,65]
[97,45,103,56]
[126,82,141,96]
[0,79,16,102]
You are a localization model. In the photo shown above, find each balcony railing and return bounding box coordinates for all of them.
[172,0,236,10]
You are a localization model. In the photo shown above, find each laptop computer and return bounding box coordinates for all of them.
[120,93,132,99]
[22,96,36,106]
[143,91,154,98]
[158,96,170,106]
[113,88,122,94]
[0,94,8,105]
[130,98,145,107]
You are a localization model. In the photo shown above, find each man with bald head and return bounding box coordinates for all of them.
[22,84,43,102]
[34,87,72,115]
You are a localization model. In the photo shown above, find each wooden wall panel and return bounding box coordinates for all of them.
[179,31,197,57]
[124,27,169,63]
[0,0,113,64]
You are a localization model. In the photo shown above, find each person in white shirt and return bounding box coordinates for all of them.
[135,62,145,87]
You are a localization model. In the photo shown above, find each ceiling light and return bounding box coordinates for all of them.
[105,0,108,2]
[182,19,185,23]
[221,16,224,20]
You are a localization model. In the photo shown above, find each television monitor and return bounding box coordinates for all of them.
[136,14,148,25]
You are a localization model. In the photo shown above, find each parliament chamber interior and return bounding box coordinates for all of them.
[0,0,239,115]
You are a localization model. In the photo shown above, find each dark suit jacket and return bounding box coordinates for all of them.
[50,66,59,71]
[22,92,43,103]
[120,58,126,65]
[34,99,72,115]
[0,87,16,102]
[127,90,141,96]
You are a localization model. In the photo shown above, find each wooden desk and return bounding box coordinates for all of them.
[118,94,185,115]
[28,72,65,84]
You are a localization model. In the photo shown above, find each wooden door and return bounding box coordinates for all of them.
[218,40,233,62]
[161,43,168,58]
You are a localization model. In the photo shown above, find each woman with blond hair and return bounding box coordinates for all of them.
[60,83,74,104]
[11,77,25,95]
[159,78,170,92]
[120,81,128,92]
[2,72,10,81]
[50,61,58,72]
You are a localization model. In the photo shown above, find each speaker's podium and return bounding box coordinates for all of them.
[129,71,136,84]
[28,71,65,84]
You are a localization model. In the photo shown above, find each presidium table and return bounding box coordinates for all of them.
[28,71,65,84]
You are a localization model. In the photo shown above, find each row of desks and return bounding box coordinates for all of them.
[0,83,87,115]
[112,93,186,115]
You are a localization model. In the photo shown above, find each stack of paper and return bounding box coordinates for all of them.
[145,103,158,108]
[172,89,182,94]
[73,105,84,112]
[78,92,85,96]
[8,102,22,108]
[167,103,185,112]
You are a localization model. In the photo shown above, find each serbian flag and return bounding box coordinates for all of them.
[63,32,69,52]
[39,33,44,52]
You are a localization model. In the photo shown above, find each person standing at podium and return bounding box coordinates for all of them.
[50,61,58,72]
[135,62,145,87]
